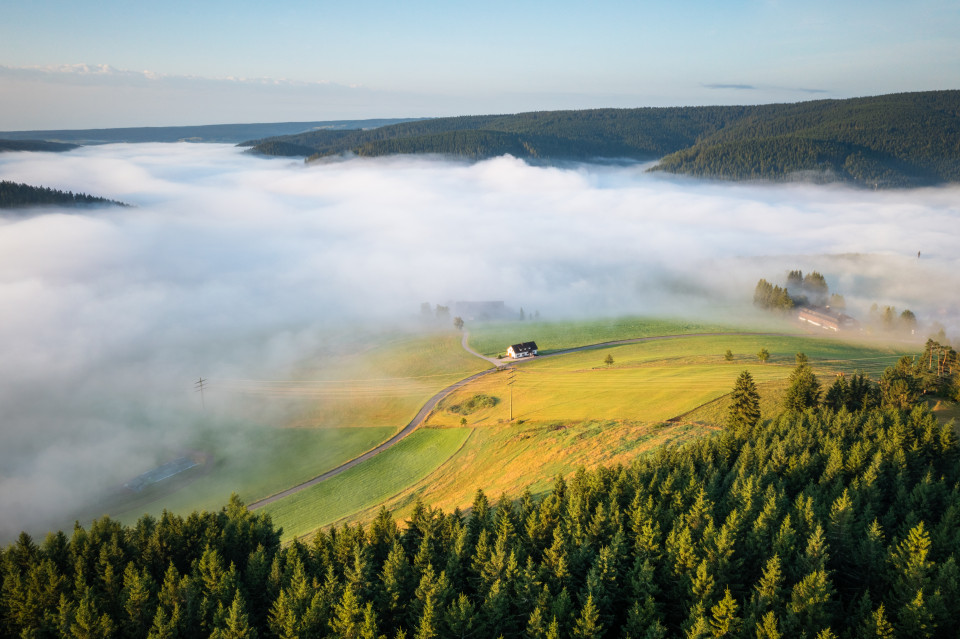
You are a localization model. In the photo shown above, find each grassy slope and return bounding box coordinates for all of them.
[113,427,393,525]
[287,330,491,431]
[282,324,911,538]
[112,330,489,526]
[467,316,741,357]
[261,428,472,540]
[430,334,906,426]
[364,420,716,524]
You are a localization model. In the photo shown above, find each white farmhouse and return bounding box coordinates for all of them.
[506,341,539,358]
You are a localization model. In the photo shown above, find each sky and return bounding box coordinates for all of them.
[1,143,958,536]
[1,0,959,129]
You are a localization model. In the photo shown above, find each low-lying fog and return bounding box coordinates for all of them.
[1,143,957,538]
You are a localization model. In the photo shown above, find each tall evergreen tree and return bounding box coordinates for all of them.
[783,363,822,412]
[727,371,761,430]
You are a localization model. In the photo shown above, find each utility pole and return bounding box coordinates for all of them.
[507,369,516,421]
[195,377,207,409]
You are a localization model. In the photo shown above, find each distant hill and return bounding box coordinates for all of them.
[0,139,79,153]
[0,118,424,145]
[0,181,128,209]
[245,91,960,187]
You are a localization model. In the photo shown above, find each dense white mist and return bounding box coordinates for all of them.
[1,144,958,537]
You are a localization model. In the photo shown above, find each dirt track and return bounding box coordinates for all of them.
[248,329,793,510]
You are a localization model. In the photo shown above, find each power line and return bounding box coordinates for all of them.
[195,377,207,409]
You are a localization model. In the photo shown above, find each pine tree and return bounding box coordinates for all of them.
[211,593,258,639]
[709,588,741,637]
[122,562,156,639]
[70,588,115,639]
[572,594,602,639]
[146,605,177,639]
[862,603,895,638]
[444,593,476,639]
[824,375,849,411]
[727,371,761,430]
[783,363,821,412]
[898,589,934,638]
[754,611,782,639]
[330,587,365,639]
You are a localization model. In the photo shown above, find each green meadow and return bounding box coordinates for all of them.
[431,333,909,426]
[266,324,914,539]
[466,316,742,356]
[112,426,393,525]
[261,428,472,541]
[110,329,489,526]
[110,317,921,543]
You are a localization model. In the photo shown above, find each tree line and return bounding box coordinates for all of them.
[243,91,960,188]
[0,140,78,153]
[0,181,128,209]
[3,350,959,638]
[754,270,838,313]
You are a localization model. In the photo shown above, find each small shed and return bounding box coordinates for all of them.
[506,341,539,358]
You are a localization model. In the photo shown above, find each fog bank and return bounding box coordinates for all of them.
[0,144,957,537]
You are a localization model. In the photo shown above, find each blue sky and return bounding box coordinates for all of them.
[1,0,958,129]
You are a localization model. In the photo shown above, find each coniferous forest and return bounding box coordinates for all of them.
[4,349,960,638]
[241,91,960,188]
[0,140,78,153]
[0,181,128,209]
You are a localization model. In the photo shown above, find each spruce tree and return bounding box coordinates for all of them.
[783,363,821,412]
[727,371,761,430]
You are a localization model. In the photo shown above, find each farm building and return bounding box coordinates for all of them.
[798,307,859,332]
[124,456,199,492]
[452,301,512,321]
[507,341,538,358]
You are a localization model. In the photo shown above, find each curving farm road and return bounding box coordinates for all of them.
[248,329,792,510]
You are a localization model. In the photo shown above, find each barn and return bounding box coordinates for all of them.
[506,341,539,358]
[798,307,860,332]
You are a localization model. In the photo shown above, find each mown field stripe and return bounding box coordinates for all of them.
[261,428,472,540]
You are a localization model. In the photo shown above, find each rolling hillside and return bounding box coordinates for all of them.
[245,90,960,187]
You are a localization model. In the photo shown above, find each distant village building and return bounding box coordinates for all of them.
[506,341,539,358]
[124,456,198,492]
[452,301,512,321]
[798,307,859,332]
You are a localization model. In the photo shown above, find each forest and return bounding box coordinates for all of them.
[243,91,960,188]
[0,140,78,153]
[0,181,128,209]
[3,346,959,638]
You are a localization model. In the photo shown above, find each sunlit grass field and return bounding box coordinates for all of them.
[363,420,717,525]
[429,334,909,426]
[112,318,916,542]
[466,316,741,356]
[273,327,911,539]
[221,329,491,431]
[261,428,471,541]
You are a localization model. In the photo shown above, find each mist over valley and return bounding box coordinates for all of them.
[0,142,957,538]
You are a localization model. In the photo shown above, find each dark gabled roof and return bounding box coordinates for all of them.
[509,341,538,351]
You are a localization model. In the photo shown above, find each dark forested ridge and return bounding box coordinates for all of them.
[246,91,960,187]
[4,347,960,638]
[0,181,128,209]
[0,139,78,153]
